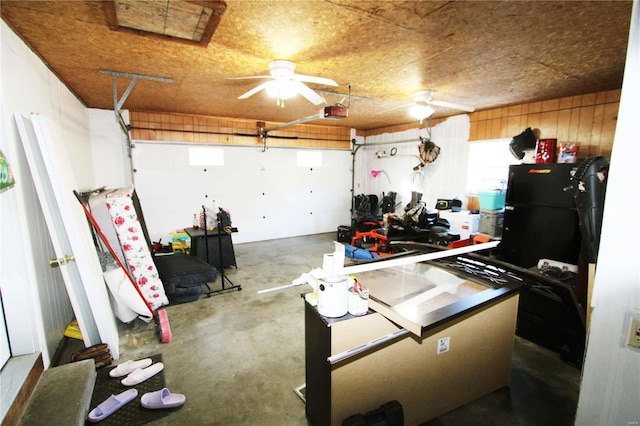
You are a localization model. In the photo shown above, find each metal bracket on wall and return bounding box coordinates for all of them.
[233,118,303,152]
[258,112,321,152]
[100,70,174,184]
[100,70,174,117]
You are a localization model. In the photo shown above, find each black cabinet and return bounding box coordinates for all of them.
[501,163,582,268]
[185,227,237,269]
[500,163,587,363]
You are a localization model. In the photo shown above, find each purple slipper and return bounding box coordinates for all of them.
[141,388,186,409]
[87,388,138,422]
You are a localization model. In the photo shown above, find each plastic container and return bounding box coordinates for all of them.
[480,209,504,237]
[477,190,506,210]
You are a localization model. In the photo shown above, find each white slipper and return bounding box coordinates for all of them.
[109,358,153,378]
[121,362,164,386]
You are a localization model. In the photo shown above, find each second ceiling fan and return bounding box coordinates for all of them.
[231,60,338,107]
[378,90,475,123]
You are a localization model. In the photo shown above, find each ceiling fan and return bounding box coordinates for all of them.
[377,90,475,123]
[230,60,338,107]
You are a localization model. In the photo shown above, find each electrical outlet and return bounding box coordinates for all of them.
[628,317,640,349]
[437,337,450,354]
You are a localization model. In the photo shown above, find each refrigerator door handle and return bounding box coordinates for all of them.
[505,170,515,203]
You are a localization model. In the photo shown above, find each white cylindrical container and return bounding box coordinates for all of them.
[348,287,369,316]
[317,275,349,318]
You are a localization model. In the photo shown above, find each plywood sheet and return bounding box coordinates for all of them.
[0,1,632,130]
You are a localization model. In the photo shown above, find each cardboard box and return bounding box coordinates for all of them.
[438,210,480,240]
[306,295,519,425]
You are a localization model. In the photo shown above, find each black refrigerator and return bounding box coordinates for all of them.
[500,162,587,364]
[500,162,582,269]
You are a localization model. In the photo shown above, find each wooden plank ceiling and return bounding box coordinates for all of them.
[0,0,633,130]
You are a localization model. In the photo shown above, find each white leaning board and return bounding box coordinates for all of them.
[15,113,119,359]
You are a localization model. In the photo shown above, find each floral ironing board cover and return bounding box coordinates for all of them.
[106,187,169,310]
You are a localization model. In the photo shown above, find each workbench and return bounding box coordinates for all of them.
[184,226,237,269]
[304,255,526,425]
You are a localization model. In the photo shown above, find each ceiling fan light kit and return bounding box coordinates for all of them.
[409,103,435,120]
[376,89,474,122]
[233,60,338,107]
[265,80,299,107]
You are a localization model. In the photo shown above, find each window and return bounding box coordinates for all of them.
[466,139,520,193]
[189,147,224,166]
[297,151,322,167]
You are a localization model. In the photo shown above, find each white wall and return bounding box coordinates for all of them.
[89,109,131,189]
[355,115,471,212]
[87,114,470,247]
[0,18,94,362]
[1,18,95,419]
[575,1,640,424]
[130,141,352,244]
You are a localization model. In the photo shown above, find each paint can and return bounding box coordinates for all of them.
[317,275,349,318]
[348,286,369,316]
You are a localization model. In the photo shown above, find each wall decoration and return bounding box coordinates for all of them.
[0,150,15,190]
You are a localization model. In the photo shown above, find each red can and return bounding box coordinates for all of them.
[536,138,557,163]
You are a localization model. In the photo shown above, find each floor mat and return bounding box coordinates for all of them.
[86,354,181,425]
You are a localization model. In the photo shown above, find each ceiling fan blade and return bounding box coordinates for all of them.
[294,74,338,87]
[429,99,475,112]
[238,81,273,99]
[294,81,325,105]
[375,102,413,115]
[227,75,273,81]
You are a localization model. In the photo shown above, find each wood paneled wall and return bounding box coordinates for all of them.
[365,89,620,158]
[131,89,620,157]
[469,89,620,158]
[129,111,351,149]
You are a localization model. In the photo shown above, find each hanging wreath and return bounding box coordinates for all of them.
[413,136,440,170]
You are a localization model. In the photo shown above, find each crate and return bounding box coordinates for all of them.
[480,209,504,237]
[478,190,506,210]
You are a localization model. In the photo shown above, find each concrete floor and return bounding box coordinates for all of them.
[81,232,581,425]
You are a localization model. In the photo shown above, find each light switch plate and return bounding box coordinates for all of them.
[628,317,640,349]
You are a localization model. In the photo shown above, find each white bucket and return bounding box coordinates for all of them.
[317,275,349,317]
